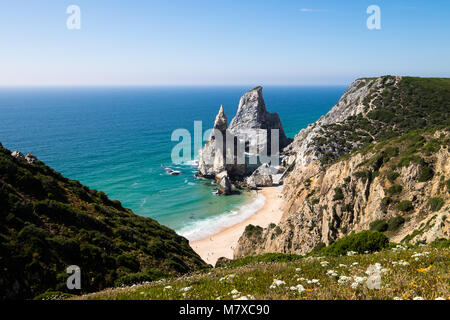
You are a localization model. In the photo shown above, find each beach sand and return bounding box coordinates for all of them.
[190,186,285,266]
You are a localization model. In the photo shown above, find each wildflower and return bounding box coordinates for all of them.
[320,261,329,267]
[338,276,352,285]
[230,289,239,295]
[269,279,286,289]
[180,286,192,292]
[366,274,381,290]
[163,286,172,290]
[327,269,338,277]
[416,265,432,273]
[339,264,347,268]
[289,284,305,293]
[347,251,357,256]
[393,297,403,300]
[413,297,424,300]
[247,277,254,281]
[353,276,366,284]
[311,279,320,284]
[352,262,359,266]
[435,297,445,300]
[351,282,359,289]
[295,268,301,272]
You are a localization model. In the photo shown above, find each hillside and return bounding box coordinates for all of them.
[0,145,208,299]
[75,238,449,300]
[236,76,450,257]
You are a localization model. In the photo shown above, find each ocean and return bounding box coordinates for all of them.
[0,86,345,240]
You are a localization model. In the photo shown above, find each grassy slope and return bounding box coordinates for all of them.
[316,76,450,164]
[77,242,449,300]
[0,144,208,299]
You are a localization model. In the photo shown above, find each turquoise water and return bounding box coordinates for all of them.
[0,86,345,239]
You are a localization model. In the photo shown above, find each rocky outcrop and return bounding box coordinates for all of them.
[235,76,450,257]
[216,171,232,195]
[198,87,290,192]
[229,86,290,154]
[245,163,273,189]
[11,151,38,164]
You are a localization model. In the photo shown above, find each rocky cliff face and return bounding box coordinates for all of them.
[198,87,290,186]
[235,76,450,258]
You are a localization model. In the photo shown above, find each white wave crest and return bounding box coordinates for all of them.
[177,193,266,241]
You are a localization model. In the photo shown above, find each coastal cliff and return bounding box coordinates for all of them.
[235,76,450,258]
[0,144,208,299]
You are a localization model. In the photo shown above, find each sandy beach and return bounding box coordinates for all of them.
[190,186,285,265]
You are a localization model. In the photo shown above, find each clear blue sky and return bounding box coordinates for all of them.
[0,0,449,86]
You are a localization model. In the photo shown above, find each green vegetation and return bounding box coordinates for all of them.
[319,231,389,256]
[428,197,444,212]
[333,187,344,201]
[0,144,207,299]
[218,253,304,269]
[397,200,414,212]
[317,77,450,165]
[387,184,403,195]
[418,165,434,182]
[370,220,388,232]
[387,216,406,232]
[387,171,400,183]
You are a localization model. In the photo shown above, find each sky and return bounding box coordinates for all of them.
[0,0,449,86]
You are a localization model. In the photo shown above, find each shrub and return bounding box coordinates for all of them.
[446,179,450,191]
[114,269,165,287]
[387,216,405,231]
[397,200,413,212]
[381,197,392,212]
[225,253,303,268]
[418,165,434,182]
[312,242,326,253]
[430,238,450,248]
[320,231,389,256]
[333,187,344,201]
[244,224,263,237]
[387,172,400,183]
[387,184,403,195]
[369,219,388,232]
[428,197,444,212]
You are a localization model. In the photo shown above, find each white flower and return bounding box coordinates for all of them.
[290,284,305,293]
[311,279,320,283]
[347,251,357,256]
[163,286,172,290]
[393,297,403,300]
[353,276,366,284]
[230,289,240,295]
[339,264,347,268]
[320,261,329,267]
[352,262,359,266]
[247,277,254,281]
[413,296,424,300]
[366,274,381,290]
[269,279,286,289]
[327,269,338,277]
[180,286,192,292]
[338,276,352,285]
[215,296,221,300]
[351,282,359,289]
[435,297,445,300]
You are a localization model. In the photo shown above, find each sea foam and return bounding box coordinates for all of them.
[177,193,266,241]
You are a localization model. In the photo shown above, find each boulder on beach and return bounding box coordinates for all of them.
[245,163,273,189]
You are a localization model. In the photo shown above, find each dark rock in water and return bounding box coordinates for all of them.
[216,171,232,195]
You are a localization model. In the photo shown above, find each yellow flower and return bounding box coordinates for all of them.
[416,265,432,273]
